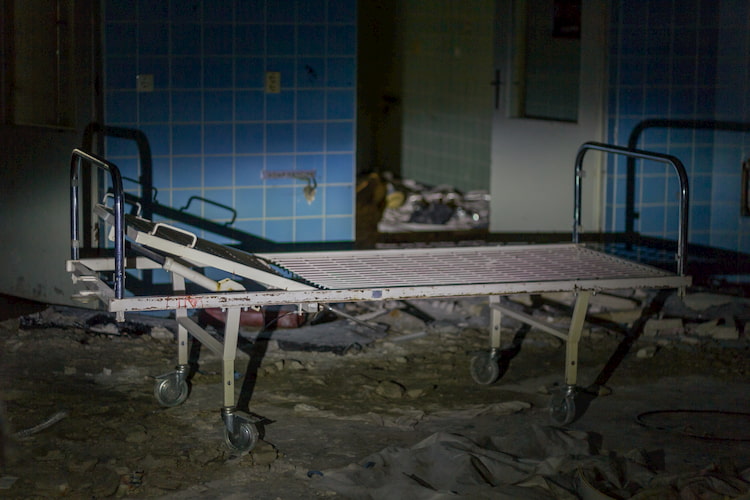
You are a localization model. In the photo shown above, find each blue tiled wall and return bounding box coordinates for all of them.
[606,0,750,254]
[103,0,356,245]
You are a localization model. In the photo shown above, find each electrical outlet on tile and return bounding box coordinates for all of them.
[137,74,154,92]
[265,72,281,93]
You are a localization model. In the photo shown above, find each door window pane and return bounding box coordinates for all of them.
[511,0,580,122]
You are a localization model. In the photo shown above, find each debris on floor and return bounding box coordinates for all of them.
[311,425,750,499]
[1,291,749,497]
[238,319,387,355]
[376,176,489,233]
[12,289,750,357]
[509,290,750,347]
[18,305,176,338]
[14,410,68,439]
[235,299,489,354]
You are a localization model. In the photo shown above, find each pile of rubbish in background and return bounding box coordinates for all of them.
[376,175,489,233]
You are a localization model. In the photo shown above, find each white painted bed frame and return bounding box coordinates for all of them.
[67,144,691,451]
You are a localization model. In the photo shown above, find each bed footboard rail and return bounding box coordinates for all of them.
[574,142,689,276]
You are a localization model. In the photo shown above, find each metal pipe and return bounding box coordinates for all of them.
[625,119,750,234]
[70,149,125,298]
[70,158,80,261]
[574,141,689,276]
[81,123,154,219]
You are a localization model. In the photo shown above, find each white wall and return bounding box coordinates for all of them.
[0,1,100,306]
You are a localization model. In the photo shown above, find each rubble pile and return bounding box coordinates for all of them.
[376,177,489,233]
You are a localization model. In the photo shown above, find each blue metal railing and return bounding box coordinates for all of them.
[70,149,125,299]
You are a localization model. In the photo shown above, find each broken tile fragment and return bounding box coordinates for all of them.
[682,293,750,311]
[591,309,643,325]
[636,346,658,359]
[692,319,739,340]
[643,318,683,337]
[375,380,406,399]
[251,441,279,466]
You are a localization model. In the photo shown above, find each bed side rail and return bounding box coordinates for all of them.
[574,141,689,276]
[70,149,125,299]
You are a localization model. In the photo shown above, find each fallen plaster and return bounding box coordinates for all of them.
[643,318,685,337]
[691,318,740,340]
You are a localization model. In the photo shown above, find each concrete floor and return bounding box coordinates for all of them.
[1,293,749,498]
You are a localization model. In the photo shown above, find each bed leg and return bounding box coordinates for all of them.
[175,314,189,367]
[564,290,590,387]
[489,295,502,352]
[221,307,241,409]
[221,406,258,454]
[152,274,191,408]
[469,296,503,385]
[549,290,591,426]
[170,274,190,366]
[219,308,260,453]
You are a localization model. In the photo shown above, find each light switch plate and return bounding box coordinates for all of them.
[137,74,154,92]
[265,71,281,93]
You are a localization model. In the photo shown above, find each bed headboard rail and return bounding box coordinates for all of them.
[70,149,125,299]
[574,142,689,277]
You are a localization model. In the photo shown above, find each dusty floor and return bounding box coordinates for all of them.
[1,293,750,498]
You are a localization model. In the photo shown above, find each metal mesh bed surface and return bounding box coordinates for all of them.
[93,207,683,296]
[258,244,675,291]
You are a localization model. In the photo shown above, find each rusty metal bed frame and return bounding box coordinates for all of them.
[67,143,691,452]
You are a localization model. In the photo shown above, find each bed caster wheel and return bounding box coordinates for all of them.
[153,370,190,407]
[549,386,578,425]
[470,351,501,385]
[222,414,259,453]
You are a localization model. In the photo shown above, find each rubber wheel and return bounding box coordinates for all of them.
[153,375,189,407]
[224,420,259,453]
[470,352,501,385]
[549,391,577,425]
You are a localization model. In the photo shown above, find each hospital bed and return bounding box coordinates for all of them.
[67,143,691,452]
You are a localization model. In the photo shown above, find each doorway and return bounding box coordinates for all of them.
[490,0,608,233]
